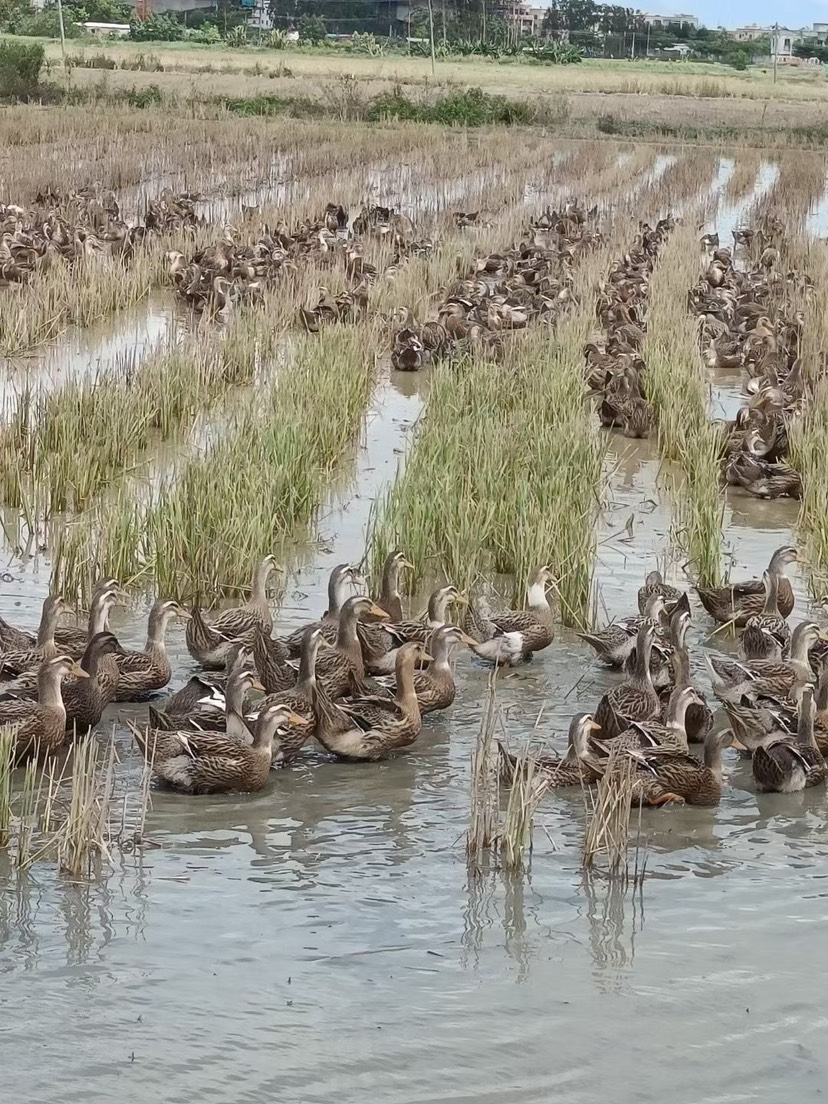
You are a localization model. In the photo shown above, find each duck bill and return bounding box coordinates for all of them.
[287,711,312,727]
[70,663,90,679]
[368,601,391,620]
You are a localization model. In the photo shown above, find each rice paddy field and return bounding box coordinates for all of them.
[4,108,828,1100]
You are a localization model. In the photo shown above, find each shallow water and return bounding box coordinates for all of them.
[3,198,827,1103]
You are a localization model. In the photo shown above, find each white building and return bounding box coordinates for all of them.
[643,12,700,29]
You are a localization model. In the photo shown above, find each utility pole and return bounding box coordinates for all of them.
[773,21,779,83]
[55,0,67,78]
[426,0,436,74]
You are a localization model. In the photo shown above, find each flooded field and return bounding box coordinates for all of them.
[3,130,828,1101]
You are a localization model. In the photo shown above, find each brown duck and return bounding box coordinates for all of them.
[153,704,309,795]
[186,555,280,668]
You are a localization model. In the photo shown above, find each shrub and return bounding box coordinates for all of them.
[129,13,183,41]
[0,39,44,100]
[187,23,222,45]
[298,13,325,42]
[225,24,247,47]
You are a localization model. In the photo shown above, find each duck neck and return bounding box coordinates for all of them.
[249,563,272,614]
[430,636,452,677]
[145,611,170,655]
[526,581,550,614]
[394,653,421,716]
[296,637,321,693]
[797,698,816,750]
[762,572,780,616]
[703,739,725,781]
[80,642,104,681]
[37,605,60,649]
[37,668,65,711]
[380,564,401,610]
[88,596,113,638]
[789,630,813,672]
[633,636,653,690]
[428,593,451,625]
[665,691,690,740]
[336,608,363,669]
[327,572,349,617]
[671,645,690,690]
[252,717,277,752]
[224,676,249,718]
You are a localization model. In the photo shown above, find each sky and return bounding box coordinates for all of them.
[651,1,827,28]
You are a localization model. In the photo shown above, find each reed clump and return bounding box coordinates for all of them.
[582,744,639,879]
[643,219,725,587]
[467,680,547,873]
[0,731,140,876]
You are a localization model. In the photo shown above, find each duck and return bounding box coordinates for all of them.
[372,549,414,622]
[578,593,667,669]
[114,599,189,701]
[611,686,704,756]
[252,626,294,694]
[498,714,604,788]
[0,654,88,763]
[371,624,476,715]
[738,569,790,659]
[152,704,309,795]
[257,626,329,763]
[152,674,227,728]
[160,644,251,719]
[461,567,555,665]
[593,622,661,740]
[53,579,123,658]
[696,545,797,626]
[636,568,683,616]
[365,585,466,673]
[752,685,826,793]
[480,566,555,658]
[185,555,280,668]
[621,727,734,807]
[315,595,390,697]
[312,642,430,761]
[0,594,68,676]
[138,669,265,761]
[708,621,822,703]
[281,563,363,655]
[61,632,126,734]
[661,610,713,743]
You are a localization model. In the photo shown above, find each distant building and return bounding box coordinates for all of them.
[642,12,700,29]
[731,24,769,42]
[503,3,548,37]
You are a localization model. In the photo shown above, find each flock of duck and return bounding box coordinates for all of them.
[165,202,431,320]
[0,555,553,794]
[0,544,824,806]
[587,216,673,439]
[0,186,201,283]
[390,199,601,371]
[697,217,806,500]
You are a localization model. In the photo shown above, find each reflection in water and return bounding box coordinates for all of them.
[582,872,642,986]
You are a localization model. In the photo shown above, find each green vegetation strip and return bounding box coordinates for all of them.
[371,253,608,628]
[790,242,828,597]
[642,220,724,587]
[53,322,378,599]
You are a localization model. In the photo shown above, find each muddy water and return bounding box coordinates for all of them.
[3,240,828,1101]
